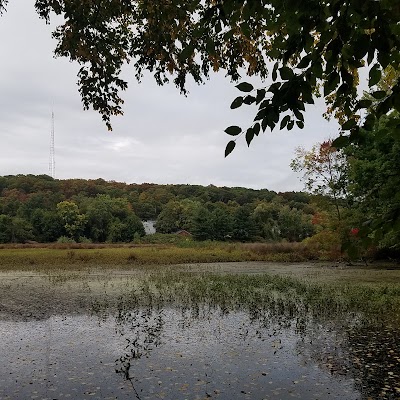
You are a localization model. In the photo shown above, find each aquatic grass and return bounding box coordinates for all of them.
[1,250,399,325]
[105,270,400,325]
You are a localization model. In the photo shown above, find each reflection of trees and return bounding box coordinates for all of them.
[115,307,164,400]
[112,299,400,400]
[108,273,400,400]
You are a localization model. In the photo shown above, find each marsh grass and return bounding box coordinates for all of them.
[80,269,400,327]
[0,238,385,272]
[0,244,304,271]
[0,240,332,272]
[1,243,399,325]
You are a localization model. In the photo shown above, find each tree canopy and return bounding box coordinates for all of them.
[1,0,399,150]
[291,140,348,221]
[346,114,400,253]
[0,174,314,244]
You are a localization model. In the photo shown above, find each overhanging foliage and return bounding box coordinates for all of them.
[1,0,399,148]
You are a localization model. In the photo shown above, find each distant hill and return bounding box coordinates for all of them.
[0,175,315,243]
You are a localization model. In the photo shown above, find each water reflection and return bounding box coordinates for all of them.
[112,306,361,399]
[0,270,399,399]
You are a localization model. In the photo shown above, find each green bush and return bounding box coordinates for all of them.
[57,236,76,244]
[302,230,342,260]
[78,236,93,244]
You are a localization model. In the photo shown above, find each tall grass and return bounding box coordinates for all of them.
[0,242,318,271]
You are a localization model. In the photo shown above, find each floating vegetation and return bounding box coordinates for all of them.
[0,262,399,399]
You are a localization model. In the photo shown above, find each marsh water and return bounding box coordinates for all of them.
[0,262,399,399]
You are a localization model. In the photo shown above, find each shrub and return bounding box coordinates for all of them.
[57,236,76,244]
[302,230,342,261]
[78,236,92,244]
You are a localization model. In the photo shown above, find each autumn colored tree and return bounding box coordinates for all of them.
[291,140,348,221]
[0,174,320,244]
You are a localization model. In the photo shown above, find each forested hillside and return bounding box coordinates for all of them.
[0,175,315,243]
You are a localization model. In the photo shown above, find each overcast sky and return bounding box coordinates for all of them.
[0,2,341,192]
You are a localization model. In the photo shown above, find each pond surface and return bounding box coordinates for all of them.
[0,264,399,399]
[1,311,360,400]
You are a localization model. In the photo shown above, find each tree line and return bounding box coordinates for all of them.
[0,175,315,243]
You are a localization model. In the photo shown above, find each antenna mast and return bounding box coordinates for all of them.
[49,111,55,178]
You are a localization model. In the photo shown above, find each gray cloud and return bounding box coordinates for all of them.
[0,2,340,192]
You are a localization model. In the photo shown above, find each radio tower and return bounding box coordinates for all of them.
[49,111,55,178]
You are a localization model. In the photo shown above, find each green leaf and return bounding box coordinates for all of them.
[256,89,266,104]
[324,71,340,96]
[271,107,279,124]
[261,117,268,132]
[255,108,267,121]
[356,99,373,110]
[363,114,376,131]
[297,56,311,69]
[311,61,323,79]
[394,94,400,112]
[353,34,370,60]
[193,27,206,39]
[206,38,216,55]
[342,119,357,130]
[224,126,242,136]
[296,120,304,129]
[240,21,251,38]
[376,96,393,115]
[268,82,281,94]
[253,122,260,136]
[279,66,294,80]
[332,135,350,148]
[378,50,390,69]
[272,63,278,81]
[179,44,194,61]
[243,95,256,105]
[287,120,294,130]
[230,96,243,109]
[223,29,234,40]
[225,140,236,157]
[293,108,304,121]
[280,115,290,130]
[369,64,381,87]
[242,2,251,21]
[246,128,254,146]
[301,82,314,104]
[371,90,386,100]
[346,243,359,260]
[236,82,253,92]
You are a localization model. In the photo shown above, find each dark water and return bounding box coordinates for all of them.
[0,307,376,400]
